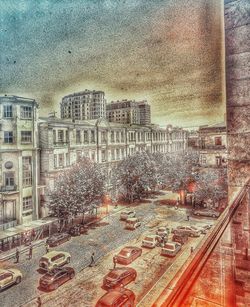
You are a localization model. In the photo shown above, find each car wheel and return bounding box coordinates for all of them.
[212,214,216,218]
[16,276,21,284]
[196,213,200,216]
[70,272,75,279]
[66,257,70,264]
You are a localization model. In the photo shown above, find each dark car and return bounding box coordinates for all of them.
[96,288,136,307]
[172,233,188,245]
[103,267,137,290]
[114,246,142,265]
[46,233,71,247]
[39,267,75,291]
[68,224,88,236]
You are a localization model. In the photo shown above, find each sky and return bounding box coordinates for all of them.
[0,0,225,128]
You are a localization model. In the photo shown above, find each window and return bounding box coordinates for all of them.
[101,132,106,144]
[66,153,70,166]
[116,148,120,160]
[111,149,115,160]
[116,132,120,143]
[53,130,56,144]
[121,131,125,142]
[4,131,13,143]
[5,172,15,187]
[21,131,32,143]
[3,105,13,118]
[20,106,32,119]
[101,150,106,162]
[22,157,32,186]
[23,196,32,211]
[54,154,57,168]
[58,154,64,168]
[111,131,115,143]
[84,131,89,143]
[76,130,81,144]
[215,137,222,146]
[58,130,64,143]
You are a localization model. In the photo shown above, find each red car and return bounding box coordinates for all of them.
[96,288,136,307]
[103,267,137,289]
[114,246,142,265]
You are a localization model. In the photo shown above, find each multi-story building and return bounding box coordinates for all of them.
[38,117,187,216]
[60,89,106,121]
[106,99,151,125]
[187,130,199,152]
[198,122,227,167]
[0,95,40,230]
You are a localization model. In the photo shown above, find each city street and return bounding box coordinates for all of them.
[0,195,216,307]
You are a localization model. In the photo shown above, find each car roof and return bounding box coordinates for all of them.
[145,234,158,238]
[122,210,134,213]
[110,267,135,274]
[0,269,8,274]
[126,217,138,222]
[98,289,132,304]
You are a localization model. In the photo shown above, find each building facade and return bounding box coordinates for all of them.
[60,90,106,121]
[198,123,227,167]
[0,95,40,230]
[106,99,151,125]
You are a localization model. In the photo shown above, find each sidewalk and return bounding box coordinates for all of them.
[0,203,126,262]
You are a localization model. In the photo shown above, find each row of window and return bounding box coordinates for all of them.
[1,105,33,119]
[3,131,32,144]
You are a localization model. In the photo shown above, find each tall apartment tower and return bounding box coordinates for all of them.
[106,99,151,125]
[60,90,106,120]
[0,95,40,229]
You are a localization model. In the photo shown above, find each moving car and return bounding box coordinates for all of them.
[39,251,71,272]
[114,246,142,265]
[68,224,88,236]
[96,288,136,307]
[156,226,169,237]
[39,267,75,291]
[0,268,22,291]
[125,217,141,230]
[142,234,162,248]
[120,210,136,221]
[193,209,220,218]
[172,226,201,237]
[161,242,182,257]
[46,233,71,247]
[172,233,188,245]
[102,267,137,289]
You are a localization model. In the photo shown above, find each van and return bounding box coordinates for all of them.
[39,251,71,272]
[120,210,136,221]
[125,217,141,230]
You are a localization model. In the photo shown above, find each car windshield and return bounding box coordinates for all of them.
[107,272,120,279]
[165,244,174,250]
[191,226,198,230]
[145,237,154,242]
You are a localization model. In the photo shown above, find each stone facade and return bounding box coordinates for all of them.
[0,96,40,229]
[198,123,227,167]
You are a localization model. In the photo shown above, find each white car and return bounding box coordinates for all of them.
[142,235,162,248]
[193,209,220,218]
[125,217,141,230]
[120,210,136,221]
[172,226,201,237]
[161,242,182,257]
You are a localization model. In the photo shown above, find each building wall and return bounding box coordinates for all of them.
[225,0,250,192]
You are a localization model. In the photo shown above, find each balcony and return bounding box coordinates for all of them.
[200,145,226,150]
[53,141,69,147]
[0,185,17,192]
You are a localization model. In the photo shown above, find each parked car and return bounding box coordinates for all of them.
[114,246,142,265]
[156,226,169,237]
[96,288,136,307]
[68,224,88,236]
[39,251,71,272]
[200,224,213,234]
[120,210,136,221]
[39,267,75,291]
[172,233,188,245]
[172,226,201,237]
[102,267,137,289]
[0,268,22,291]
[161,242,182,257]
[125,218,141,230]
[193,209,220,218]
[142,234,162,248]
[46,233,71,247]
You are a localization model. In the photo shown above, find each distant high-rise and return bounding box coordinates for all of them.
[106,99,151,125]
[60,90,106,120]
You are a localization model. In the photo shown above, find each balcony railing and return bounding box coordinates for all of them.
[0,185,17,192]
[200,145,226,150]
[53,141,69,147]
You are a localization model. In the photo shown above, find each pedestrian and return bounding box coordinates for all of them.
[16,247,20,263]
[45,243,50,254]
[89,252,95,267]
[162,236,167,247]
[187,215,190,221]
[37,296,42,307]
[113,256,117,269]
[191,246,194,254]
[28,243,33,260]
